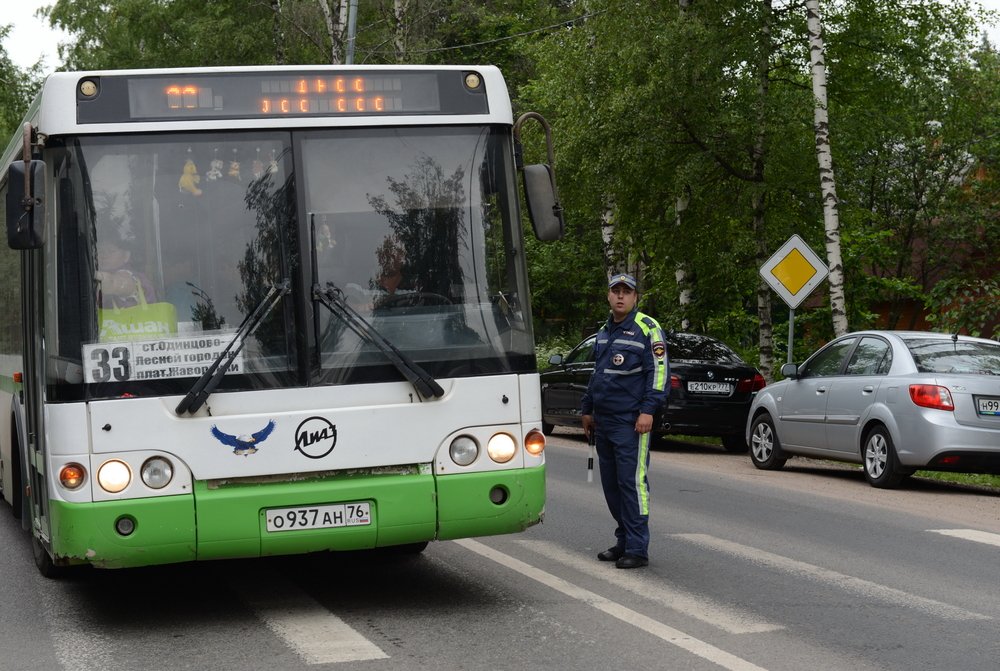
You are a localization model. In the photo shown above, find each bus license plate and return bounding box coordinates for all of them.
[265,502,371,532]
[688,381,731,394]
[976,396,1000,416]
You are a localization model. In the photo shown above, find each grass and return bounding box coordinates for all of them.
[911,471,1000,490]
[667,434,1000,492]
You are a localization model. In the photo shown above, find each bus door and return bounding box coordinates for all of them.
[21,244,49,542]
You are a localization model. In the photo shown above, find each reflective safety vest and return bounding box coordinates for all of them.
[581,309,669,417]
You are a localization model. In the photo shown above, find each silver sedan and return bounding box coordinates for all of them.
[746,330,1000,488]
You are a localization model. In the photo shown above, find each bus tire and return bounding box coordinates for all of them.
[32,535,67,579]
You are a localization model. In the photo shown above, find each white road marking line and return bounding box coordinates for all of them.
[236,572,388,665]
[927,528,1000,548]
[515,539,782,634]
[455,539,770,671]
[36,574,118,671]
[674,533,990,622]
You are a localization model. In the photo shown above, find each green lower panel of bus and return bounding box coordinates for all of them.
[436,465,545,540]
[46,464,544,568]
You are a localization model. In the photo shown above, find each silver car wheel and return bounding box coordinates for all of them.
[862,425,908,489]
[749,414,786,470]
[751,422,773,461]
[865,433,888,479]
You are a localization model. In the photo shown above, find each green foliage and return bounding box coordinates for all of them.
[534,331,581,372]
[23,1,1000,354]
[0,26,43,142]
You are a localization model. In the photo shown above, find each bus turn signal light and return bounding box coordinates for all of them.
[524,429,545,455]
[59,463,86,490]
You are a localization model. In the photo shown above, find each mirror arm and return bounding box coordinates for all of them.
[21,123,33,214]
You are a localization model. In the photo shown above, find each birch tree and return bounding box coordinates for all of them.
[806,0,848,336]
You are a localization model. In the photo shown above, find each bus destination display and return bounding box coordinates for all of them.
[76,70,490,122]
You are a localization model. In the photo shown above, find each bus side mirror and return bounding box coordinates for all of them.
[523,163,564,241]
[514,112,565,242]
[6,159,46,250]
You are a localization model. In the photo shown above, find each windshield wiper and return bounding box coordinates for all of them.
[175,279,290,415]
[309,217,443,399]
[312,282,444,399]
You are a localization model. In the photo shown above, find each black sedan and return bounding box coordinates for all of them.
[540,332,765,452]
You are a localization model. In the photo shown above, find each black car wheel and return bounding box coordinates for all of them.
[749,414,786,470]
[721,434,748,453]
[862,425,910,489]
[541,420,554,436]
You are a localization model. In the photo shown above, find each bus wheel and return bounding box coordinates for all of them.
[32,536,67,579]
[391,541,428,555]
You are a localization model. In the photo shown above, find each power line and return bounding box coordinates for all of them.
[395,10,606,55]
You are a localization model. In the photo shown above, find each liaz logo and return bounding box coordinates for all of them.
[295,416,338,459]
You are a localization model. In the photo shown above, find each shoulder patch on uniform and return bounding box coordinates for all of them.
[652,341,666,360]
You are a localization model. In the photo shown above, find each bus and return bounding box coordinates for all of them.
[0,65,564,576]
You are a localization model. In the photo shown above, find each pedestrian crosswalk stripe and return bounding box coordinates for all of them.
[456,538,770,671]
[927,528,1000,548]
[674,533,990,621]
[515,539,782,634]
[235,571,388,665]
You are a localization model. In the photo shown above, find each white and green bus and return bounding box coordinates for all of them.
[0,65,563,576]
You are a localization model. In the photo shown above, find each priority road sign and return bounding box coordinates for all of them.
[760,234,828,309]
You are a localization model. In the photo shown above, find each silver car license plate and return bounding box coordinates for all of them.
[265,502,371,532]
[976,396,1000,416]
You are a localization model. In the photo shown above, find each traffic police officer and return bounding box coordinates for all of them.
[581,273,668,568]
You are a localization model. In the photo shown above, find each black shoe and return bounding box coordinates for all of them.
[597,546,625,562]
[615,554,648,569]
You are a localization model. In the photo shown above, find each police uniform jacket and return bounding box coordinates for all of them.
[581,309,669,418]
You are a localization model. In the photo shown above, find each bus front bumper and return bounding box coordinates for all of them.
[47,465,544,569]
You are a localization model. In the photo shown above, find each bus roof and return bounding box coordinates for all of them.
[29,64,513,137]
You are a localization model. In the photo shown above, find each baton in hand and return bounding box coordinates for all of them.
[587,429,595,483]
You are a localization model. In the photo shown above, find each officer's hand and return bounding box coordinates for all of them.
[635,413,654,434]
[582,414,594,439]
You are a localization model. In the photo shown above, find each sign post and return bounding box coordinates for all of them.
[759,235,829,364]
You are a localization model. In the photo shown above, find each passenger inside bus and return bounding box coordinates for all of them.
[95,234,157,309]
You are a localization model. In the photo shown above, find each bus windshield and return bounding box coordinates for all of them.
[46,125,534,401]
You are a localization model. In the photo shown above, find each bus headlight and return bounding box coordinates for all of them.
[141,457,174,489]
[449,435,479,466]
[97,459,132,494]
[487,433,516,463]
[58,463,86,490]
[524,429,545,456]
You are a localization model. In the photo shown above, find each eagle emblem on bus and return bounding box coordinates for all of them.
[211,420,276,456]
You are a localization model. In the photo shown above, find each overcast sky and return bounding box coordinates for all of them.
[4,0,1000,75]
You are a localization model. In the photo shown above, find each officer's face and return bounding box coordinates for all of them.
[607,284,637,322]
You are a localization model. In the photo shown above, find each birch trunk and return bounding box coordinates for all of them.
[316,0,343,64]
[393,0,410,63]
[806,0,849,336]
[754,0,775,381]
[675,187,691,331]
[271,0,285,65]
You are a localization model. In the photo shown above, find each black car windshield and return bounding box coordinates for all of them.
[904,338,1000,374]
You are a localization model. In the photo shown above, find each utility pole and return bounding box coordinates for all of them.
[346,0,359,64]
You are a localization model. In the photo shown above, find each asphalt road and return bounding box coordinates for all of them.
[1,431,997,671]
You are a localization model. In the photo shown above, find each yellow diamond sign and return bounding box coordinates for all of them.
[760,235,828,309]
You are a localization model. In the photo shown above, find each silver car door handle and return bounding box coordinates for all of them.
[863,385,875,393]
[817,386,827,394]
